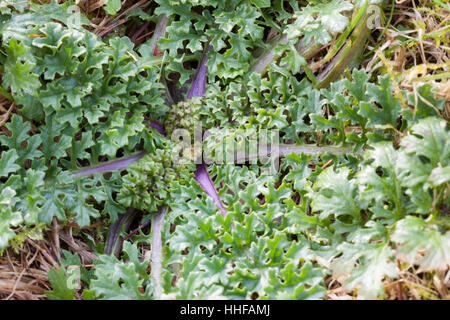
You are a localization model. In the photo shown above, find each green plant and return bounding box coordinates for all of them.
[0,0,448,300]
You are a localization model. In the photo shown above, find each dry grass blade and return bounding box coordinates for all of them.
[0,102,15,127]
[0,243,55,300]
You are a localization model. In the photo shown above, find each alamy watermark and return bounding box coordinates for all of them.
[171,123,281,175]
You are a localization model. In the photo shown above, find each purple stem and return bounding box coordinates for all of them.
[72,152,146,178]
[105,208,137,255]
[186,52,209,100]
[195,163,227,217]
[149,15,168,56]
[147,16,168,137]
[185,49,228,217]
[151,205,167,298]
[149,120,166,135]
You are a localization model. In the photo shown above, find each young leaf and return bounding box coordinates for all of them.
[104,0,122,16]
[392,216,450,271]
[46,267,76,300]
